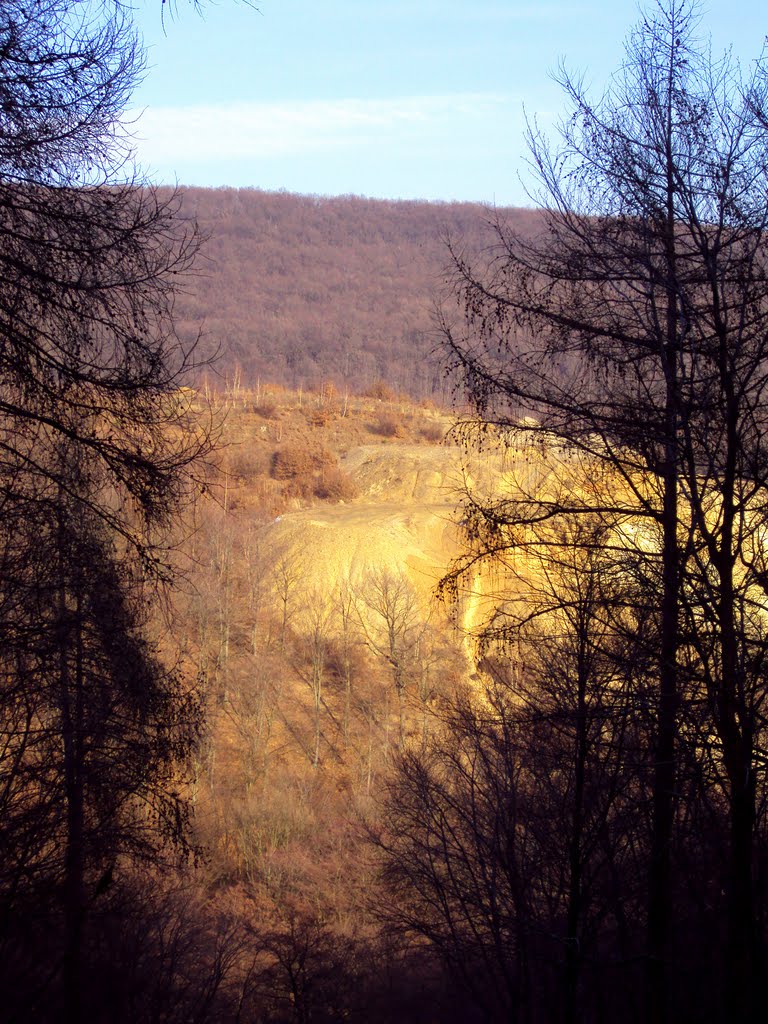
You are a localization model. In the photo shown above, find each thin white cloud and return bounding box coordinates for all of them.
[128,94,512,164]
[331,1,585,23]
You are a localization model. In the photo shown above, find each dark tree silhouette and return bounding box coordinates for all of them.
[376,513,648,1024]
[439,1,768,1020]
[0,2,215,1019]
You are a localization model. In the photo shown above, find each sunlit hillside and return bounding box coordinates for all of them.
[181,379,685,1021]
[194,381,532,634]
[172,383,476,1016]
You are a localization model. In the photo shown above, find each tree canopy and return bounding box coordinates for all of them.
[0,3,215,1019]
[393,2,768,1021]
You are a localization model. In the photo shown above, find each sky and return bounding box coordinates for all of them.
[129,1,768,207]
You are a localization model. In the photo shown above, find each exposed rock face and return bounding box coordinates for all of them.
[260,436,626,647]
[264,444,468,615]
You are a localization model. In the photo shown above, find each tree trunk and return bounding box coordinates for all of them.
[563,645,588,1024]
[61,585,86,1024]
[646,79,680,1024]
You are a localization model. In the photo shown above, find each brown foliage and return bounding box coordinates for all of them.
[314,466,358,502]
[369,410,403,438]
[226,444,272,482]
[271,440,335,480]
[169,187,544,399]
[251,397,280,419]
[305,405,337,428]
[418,420,445,443]
[363,379,396,402]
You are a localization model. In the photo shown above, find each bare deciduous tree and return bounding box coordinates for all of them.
[354,567,428,747]
[440,1,768,1019]
[0,2,216,1017]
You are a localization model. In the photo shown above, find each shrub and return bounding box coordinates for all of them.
[284,473,316,500]
[272,441,334,480]
[369,411,402,438]
[252,398,280,419]
[419,421,445,443]
[363,380,395,402]
[305,406,336,427]
[227,445,272,481]
[314,467,358,501]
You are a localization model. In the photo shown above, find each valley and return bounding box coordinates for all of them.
[6,0,766,1018]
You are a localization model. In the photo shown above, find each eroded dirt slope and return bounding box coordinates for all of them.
[263,441,508,634]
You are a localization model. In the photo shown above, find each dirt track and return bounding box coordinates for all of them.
[260,438,584,638]
[260,444,474,615]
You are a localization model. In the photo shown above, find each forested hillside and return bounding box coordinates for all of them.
[172,188,541,397]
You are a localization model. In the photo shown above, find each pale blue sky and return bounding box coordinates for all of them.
[129,1,768,206]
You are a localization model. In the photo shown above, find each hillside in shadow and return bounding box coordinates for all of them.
[172,188,542,398]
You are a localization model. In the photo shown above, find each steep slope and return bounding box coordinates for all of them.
[261,438,516,639]
[265,444,463,602]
